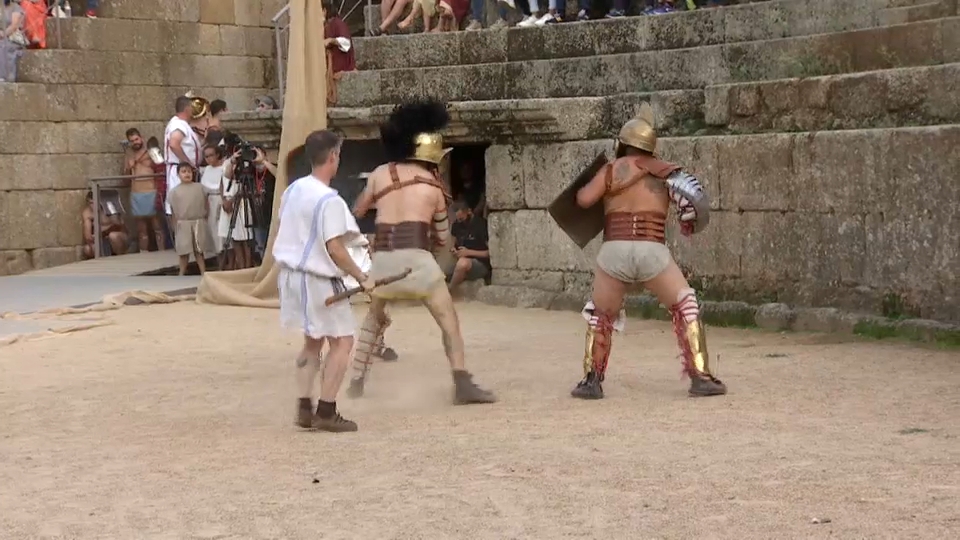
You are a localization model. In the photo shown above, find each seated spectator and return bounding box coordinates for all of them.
[51,0,98,18]
[81,191,129,259]
[374,0,410,35]
[0,0,25,83]
[446,201,491,291]
[400,0,468,33]
[208,99,228,132]
[255,95,278,111]
[168,163,214,275]
[468,0,523,30]
[323,0,355,106]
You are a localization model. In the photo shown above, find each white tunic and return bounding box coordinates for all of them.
[274,175,363,339]
[163,116,201,215]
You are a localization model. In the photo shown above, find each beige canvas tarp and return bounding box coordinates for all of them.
[196,0,327,308]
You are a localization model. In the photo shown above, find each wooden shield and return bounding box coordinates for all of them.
[547,153,609,249]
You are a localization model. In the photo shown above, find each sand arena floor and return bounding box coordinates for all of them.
[1,301,958,539]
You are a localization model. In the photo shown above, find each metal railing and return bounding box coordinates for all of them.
[89,174,164,259]
[272,1,369,108]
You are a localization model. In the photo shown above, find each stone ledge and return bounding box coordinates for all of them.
[353,0,891,71]
[338,17,960,107]
[476,285,960,347]
[0,121,167,156]
[704,63,960,132]
[0,84,266,123]
[46,17,274,57]
[19,50,271,88]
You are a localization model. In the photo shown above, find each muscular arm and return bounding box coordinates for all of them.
[326,236,365,282]
[167,131,190,164]
[352,178,376,218]
[576,164,615,208]
[82,210,94,243]
[432,190,451,247]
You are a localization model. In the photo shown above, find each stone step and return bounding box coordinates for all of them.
[880,0,956,24]
[353,0,894,71]
[72,0,283,26]
[45,17,273,57]
[0,82,265,123]
[337,17,960,107]
[483,124,960,321]
[17,49,272,87]
[704,63,960,133]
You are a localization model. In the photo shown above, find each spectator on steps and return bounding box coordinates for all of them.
[0,0,25,83]
[323,0,355,106]
[52,0,98,19]
[466,0,524,30]
[255,95,277,111]
[374,0,410,35]
[208,99,227,132]
[399,0,469,32]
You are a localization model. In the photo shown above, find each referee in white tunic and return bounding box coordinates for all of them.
[273,130,374,433]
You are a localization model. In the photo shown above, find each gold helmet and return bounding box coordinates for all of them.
[189,96,210,120]
[614,102,657,155]
[412,132,452,165]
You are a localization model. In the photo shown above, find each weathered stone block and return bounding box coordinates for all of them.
[717,133,797,211]
[0,83,50,122]
[200,0,236,24]
[31,247,82,271]
[658,136,721,210]
[485,145,524,210]
[220,25,274,57]
[55,191,88,247]
[791,129,891,213]
[0,250,32,276]
[522,140,609,209]
[670,211,743,278]
[234,0,263,26]
[492,269,565,292]
[0,154,120,191]
[514,209,596,272]
[65,122,167,155]
[754,303,796,331]
[0,191,59,250]
[50,18,224,55]
[703,85,730,126]
[0,122,69,154]
[487,211,517,269]
[99,0,201,22]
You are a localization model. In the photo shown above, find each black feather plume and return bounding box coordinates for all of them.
[380,99,450,162]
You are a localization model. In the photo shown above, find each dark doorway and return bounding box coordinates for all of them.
[448,144,488,216]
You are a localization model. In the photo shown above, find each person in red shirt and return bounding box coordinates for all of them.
[323,0,356,105]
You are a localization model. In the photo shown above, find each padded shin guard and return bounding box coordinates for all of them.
[351,310,389,382]
[584,309,616,381]
[670,289,713,378]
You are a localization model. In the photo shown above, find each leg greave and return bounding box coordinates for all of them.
[351,309,390,382]
[583,308,616,381]
[670,289,714,378]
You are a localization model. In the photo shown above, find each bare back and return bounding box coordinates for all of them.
[367,162,446,224]
[601,156,672,215]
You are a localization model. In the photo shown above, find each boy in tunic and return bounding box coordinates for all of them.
[168,163,214,275]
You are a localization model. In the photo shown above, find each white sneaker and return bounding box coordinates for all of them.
[534,13,555,26]
[517,14,539,27]
[499,0,517,9]
[53,6,68,18]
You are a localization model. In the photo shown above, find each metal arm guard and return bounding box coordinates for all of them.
[666,170,710,234]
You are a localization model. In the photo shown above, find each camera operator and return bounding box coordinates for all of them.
[223,139,277,265]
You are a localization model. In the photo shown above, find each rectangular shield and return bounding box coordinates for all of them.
[547,153,609,249]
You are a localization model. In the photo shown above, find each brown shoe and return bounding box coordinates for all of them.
[295,398,313,428]
[453,370,497,405]
[311,411,358,432]
[689,375,727,397]
[346,378,365,399]
[570,372,604,400]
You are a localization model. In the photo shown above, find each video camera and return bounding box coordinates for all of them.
[223,131,258,165]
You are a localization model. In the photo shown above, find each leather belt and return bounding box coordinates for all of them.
[374,221,432,251]
[603,211,667,243]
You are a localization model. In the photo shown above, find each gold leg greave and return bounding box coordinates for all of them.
[582,326,597,377]
[672,312,713,378]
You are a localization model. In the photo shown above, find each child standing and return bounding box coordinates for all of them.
[168,163,214,275]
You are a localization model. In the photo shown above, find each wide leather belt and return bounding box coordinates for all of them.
[603,211,667,243]
[374,221,432,251]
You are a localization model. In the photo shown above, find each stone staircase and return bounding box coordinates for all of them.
[0,0,281,275]
[326,0,959,323]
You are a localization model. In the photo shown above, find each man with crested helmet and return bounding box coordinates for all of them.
[348,99,496,406]
[560,103,726,399]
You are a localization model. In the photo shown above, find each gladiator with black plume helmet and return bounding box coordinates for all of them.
[379,99,451,166]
